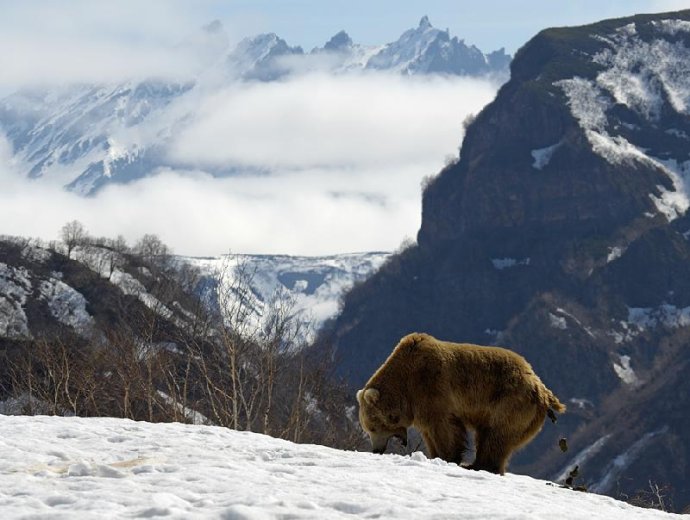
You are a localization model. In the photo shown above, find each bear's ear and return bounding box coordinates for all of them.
[356,389,364,402]
[362,387,380,405]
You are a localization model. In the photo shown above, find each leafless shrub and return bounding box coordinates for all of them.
[2,248,361,450]
[134,234,171,267]
[623,481,673,512]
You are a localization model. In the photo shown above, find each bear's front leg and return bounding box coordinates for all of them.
[470,427,511,475]
[422,417,468,465]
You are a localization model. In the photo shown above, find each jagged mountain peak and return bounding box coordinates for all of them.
[226,32,304,81]
[366,16,500,76]
[203,19,224,34]
[323,30,353,52]
[233,32,300,56]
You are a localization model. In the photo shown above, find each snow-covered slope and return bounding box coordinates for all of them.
[0,415,676,519]
[0,237,389,345]
[556,20,690,221]
[187,252,390,342]
[0,239,96,339]
[0,81,193,194]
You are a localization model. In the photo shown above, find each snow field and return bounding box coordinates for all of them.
[0,415,678,519]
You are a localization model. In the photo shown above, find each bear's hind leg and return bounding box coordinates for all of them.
[514,408,547,452]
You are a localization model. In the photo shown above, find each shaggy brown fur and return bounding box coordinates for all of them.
[356,333,565,474]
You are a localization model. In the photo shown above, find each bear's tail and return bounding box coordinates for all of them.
[546,387,566,413]
[536,383,566,419]
[543,387,566,425]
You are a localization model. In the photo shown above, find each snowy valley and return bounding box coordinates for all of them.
[188,252,390,343]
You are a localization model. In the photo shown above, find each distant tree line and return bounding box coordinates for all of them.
[0,222,366,451]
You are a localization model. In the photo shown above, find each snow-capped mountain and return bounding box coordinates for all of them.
[186,252,390,344]
[0,82,193,194]
[231,16,509,79]
[366,16,510,76]
[227,33,304,81]
[0,16,509,195]
[310,30,386,72]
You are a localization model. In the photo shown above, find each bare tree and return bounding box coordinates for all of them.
[626,481,673,512]
[134,234,170,266]
[109,235,129,255]
[60,220,88,259]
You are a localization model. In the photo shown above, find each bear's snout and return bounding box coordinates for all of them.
[370,432,389,454]
[369,427,407,454]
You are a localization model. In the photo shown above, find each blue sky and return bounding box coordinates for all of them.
[1,1,688,88]
[211,0,690,53]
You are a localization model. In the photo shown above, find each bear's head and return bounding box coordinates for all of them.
[356,387,409,454]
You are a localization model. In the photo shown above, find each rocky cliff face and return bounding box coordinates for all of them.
[322,10,690,510]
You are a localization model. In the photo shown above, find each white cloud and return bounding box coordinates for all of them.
[0,4,499,257]
[94,167,424,255]
[0,0,226,88]
[0,71,496,256]
[170,72,497,170]
[0,165,421,256]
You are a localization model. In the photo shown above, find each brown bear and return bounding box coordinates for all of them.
[356,332,565,474]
